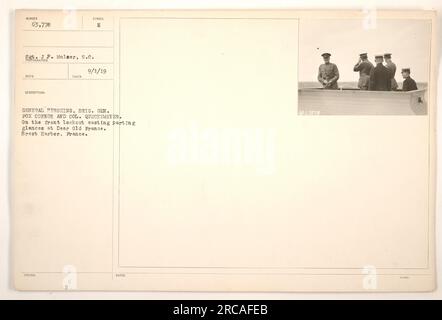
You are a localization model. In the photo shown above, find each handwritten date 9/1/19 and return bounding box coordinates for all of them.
[88,67,107,75]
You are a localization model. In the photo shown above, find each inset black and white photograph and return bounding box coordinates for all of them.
[298,19,431,115]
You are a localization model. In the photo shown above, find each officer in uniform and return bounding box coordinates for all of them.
[384,53,398,90]
[401,68,418,91]
[368,55,392,91]
[353,53,373,90]
[317,53,339,89]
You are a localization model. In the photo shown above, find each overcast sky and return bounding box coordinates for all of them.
[299,19,432,83]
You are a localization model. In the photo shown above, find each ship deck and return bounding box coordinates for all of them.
[298,88,427,115]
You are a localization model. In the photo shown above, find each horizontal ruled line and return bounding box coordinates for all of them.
[21,271,432,276]
[120,17,300,20]
[24,45,114,48]
[23,29,113,32]
[23,62,114,64]
[22,78,114,81]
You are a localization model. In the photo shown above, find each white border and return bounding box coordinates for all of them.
[1,0,441,299]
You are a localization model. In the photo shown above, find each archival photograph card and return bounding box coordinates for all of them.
[12,9,437,292]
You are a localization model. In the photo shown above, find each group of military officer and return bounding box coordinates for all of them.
[317,52,418,91]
